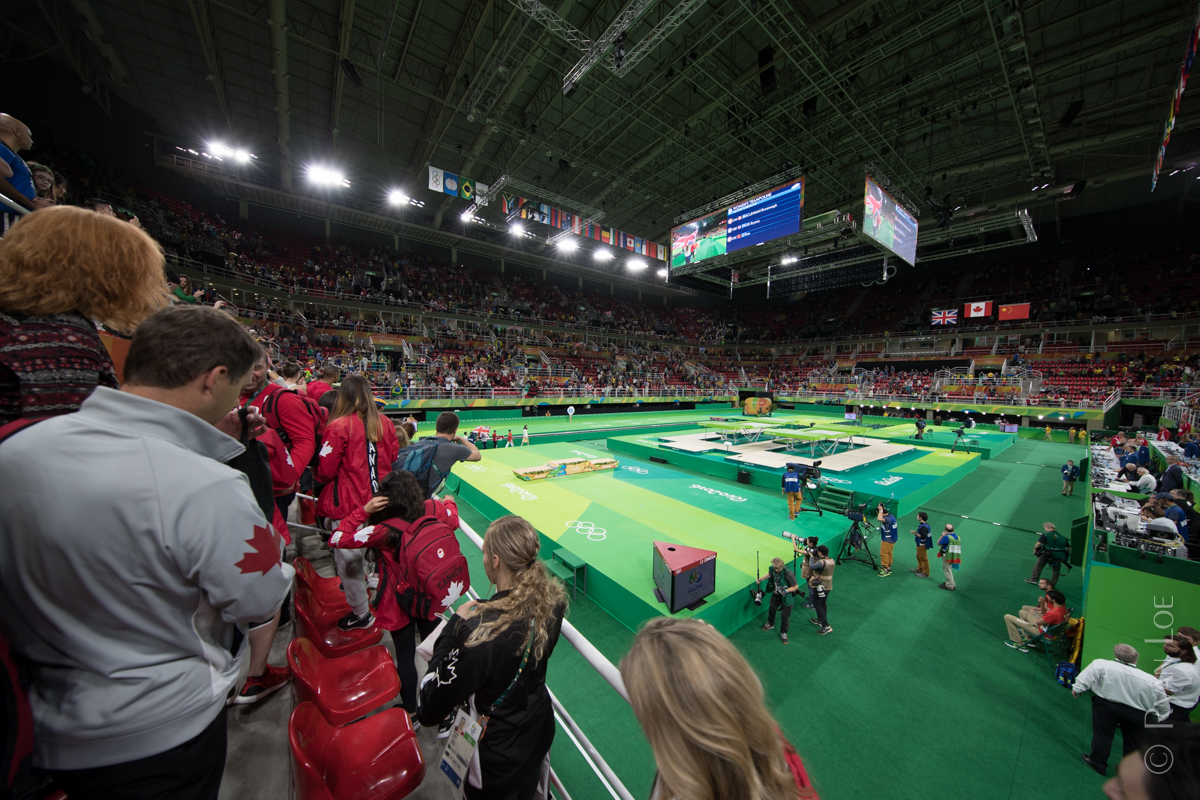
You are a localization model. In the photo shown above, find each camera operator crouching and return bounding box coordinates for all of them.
[807,546,835,635]
[758,558,801,645]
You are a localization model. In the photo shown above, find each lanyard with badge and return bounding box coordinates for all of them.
[440,631,534,789]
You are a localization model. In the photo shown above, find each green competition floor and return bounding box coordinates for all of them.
[447,424,1100,800]
[865,423,1017,459]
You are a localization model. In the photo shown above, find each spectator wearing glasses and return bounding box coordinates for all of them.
[0,205,166,424]
[0,306,293,800]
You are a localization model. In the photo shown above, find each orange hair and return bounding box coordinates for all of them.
[0,205,167,332]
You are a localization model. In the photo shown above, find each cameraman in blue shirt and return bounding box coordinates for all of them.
[910,511,933,578]
[1061,459,1080,497]
[877,502,898,577]
[782,465,802,521]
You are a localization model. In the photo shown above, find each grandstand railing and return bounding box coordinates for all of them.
[382,386,731,401]
[785,389,1108,410]
[0,191,31,218]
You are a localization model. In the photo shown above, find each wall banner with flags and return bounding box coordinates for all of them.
[428,164,667,261]
[931,309,957,325]
[964,301,993,318]
[998,302,1031,321]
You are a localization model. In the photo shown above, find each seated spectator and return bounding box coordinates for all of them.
[417,515,566,798]
[1118,461,1141,485]
[1003,590,1068,652]
[1129,467,1157,495]
[1019,579,1055,624]
[0,305,293,799]
[0,205,166,423]
[620,617,820,800]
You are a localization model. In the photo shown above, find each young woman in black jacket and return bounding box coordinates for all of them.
[417,515,567,800]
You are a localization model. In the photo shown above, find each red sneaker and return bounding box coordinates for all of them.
[232,664,291,705]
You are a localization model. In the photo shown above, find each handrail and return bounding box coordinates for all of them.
[0,191,31,216]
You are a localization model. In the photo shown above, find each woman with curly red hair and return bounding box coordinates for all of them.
[0,205,167,422]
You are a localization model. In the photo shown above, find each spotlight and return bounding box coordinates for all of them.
[657,268,668,277]
[388,190,408,205]
[460,211,473,222]
[557,238,577,252]
[781,254,798,265]
[510,223,524,235]
[308,165,348,187]
[594,249,614,261]
[628,259,647,270]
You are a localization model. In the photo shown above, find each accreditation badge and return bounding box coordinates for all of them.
[439,707,484,788]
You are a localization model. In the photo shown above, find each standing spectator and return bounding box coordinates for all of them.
[25,162,56,204]
[404,411,482,498]
[0,306,293,800]
[909,511,932,578]
[1003,589,1067,651]
[0,206,166,423]
[417,516,567,799]
[936,523,960,591]
[1026,522,1071,587]
[0,113,47,213]
[317,375,400,630]
[1157,634,1200,723]
[1061,459,1080,496]
[240,354,319,494]
[806,545,835,635]
[306,365,338,401]
[1160,455,1185,493]
[758,557,800,645]
[171,275,208,305]
[876,502,898,577]
[1074,644,1171,776]
[620,618,820,800]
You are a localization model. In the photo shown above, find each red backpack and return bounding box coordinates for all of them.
[379,515,470,621]
[260,387,325,470]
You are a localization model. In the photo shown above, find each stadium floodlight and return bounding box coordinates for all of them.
[657,268,667,277]
[510,223,525,235]
[594,249,614,261]
[460,211,473,222]
[209,142,255,163]
[308,165,349,187]
[557,238,577,252]
[388,189,408,205]
[627,258,647,270]
[781,254,798,264]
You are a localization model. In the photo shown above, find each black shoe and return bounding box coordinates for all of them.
[803,602,814,609]
[1023,579,1038,584]
[809,618,821,626]
[1080,753,1106,776]
[761,623,774,631]
[438,716,455,739]
[337,611,375,631]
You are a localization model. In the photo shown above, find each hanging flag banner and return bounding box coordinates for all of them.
[459,178,474,200]
[1152,5,1200,191]
[931,309,958,325]
[476,182,489,206]
[443,172,459,196]
[998,302,1031,321]
[428,166,444,192]
[964,301,993,318]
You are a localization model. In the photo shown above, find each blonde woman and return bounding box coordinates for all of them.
[0,205,167,423]
[316,374,399,630]
[417,515,567,800]
[621,617,819,800]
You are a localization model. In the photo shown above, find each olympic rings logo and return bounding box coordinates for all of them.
[566,520,607,541]
[466,464,488,473]
[622,466,649,474]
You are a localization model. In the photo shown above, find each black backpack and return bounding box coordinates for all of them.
[392,438,448,499]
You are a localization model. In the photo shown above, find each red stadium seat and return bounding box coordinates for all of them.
[289,701,425,800]
[287,638,399,726]
[294,557,350,612]
[294,588,382,659]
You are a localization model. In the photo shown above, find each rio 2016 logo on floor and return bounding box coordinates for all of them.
[566,521,607,541]
[874,476,903,487]
[570,450,600,459]
[689,484,748,502]
[500,482,539,501]
[622,466,649,474]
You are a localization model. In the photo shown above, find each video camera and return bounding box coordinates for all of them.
[842,502,869,523]
[787,460,822,482]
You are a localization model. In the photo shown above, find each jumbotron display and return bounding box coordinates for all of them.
[671,177,805,269]
[862,177,918,266]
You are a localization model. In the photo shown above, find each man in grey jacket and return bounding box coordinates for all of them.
[0,306,294,800]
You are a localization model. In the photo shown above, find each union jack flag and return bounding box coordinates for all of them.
[931,309,957,325]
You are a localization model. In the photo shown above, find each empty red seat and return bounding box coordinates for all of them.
[294,588,382,659]
[287,638,400,726]
[289,701,425,800]
[294,557,350,612]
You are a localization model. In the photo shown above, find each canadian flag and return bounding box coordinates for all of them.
[964,301,993,318]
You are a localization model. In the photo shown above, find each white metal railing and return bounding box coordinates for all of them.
[0,191,31,217]
[1103,389,1122,412]
[382,386,733,401]
[455,519,634,800]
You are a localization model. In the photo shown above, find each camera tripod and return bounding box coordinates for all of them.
[836,518,879,569]
[950,428,973,454]
[795,478,823,517]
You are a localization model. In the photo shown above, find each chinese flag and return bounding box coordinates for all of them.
[998,302,1031,321]
[964,301,993,318]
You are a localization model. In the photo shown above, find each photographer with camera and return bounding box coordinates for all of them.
[807,546,835,635]
[914,417,927,440]
[876,502,898,577]
[758,557,801,645]
[798,536,819,608]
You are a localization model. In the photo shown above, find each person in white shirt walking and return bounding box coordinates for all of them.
[521,424,530,446]
[1156,634,1200,724]
[1073,644,1171,776]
